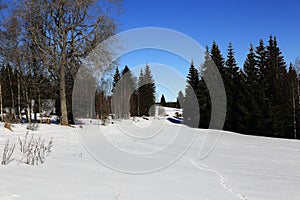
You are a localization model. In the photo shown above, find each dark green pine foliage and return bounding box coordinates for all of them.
[243,43,264,135]
[137,69,145,116]
[210,41,226,76]
[183,61,200,128]
[224,43,240,132]
[209,42,227,129]
[255,39,271,136]
[265,35,288,137]
[112,67,120,92]
[244,43,259,84]
[234,70,249,134]
[255,39,268,80]
[111,67,121,118]
[121,66,136,118]
[286,64,299,139]
[138,65,156,116]
[176,90,184,108]
[160,94,166,107]
[293,58,300,139]
[198,46,212,128]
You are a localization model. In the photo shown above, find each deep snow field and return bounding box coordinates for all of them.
[0,108,300,200]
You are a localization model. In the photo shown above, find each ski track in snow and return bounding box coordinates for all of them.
[184,157,247,200]
[111,134,248,200]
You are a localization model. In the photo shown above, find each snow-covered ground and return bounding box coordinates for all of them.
[0,116,300,200]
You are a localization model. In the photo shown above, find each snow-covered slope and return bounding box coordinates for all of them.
[0,119,299,200]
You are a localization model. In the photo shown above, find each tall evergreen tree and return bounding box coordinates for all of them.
[112,67,120,92]
[286,64,298,139]
[255,39,271,136]
[160,94,166,106]
[225,43,239,77]
[244,43,258,85]
[176,90,184,108]
[111,67,121,118]
[234,70,249,133]
[144,65,156,116]
[137,69,144,116]
[121,66,136,118]
[137,65,156,116]
[243,43,263,135]
[210,41,225,75]
[199,47,212,128]
[183,61,200,128]
[224,42,240,131]
[265,35,287,137]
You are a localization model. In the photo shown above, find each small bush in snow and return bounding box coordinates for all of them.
[19,132,53,165]
[1,139,16,165]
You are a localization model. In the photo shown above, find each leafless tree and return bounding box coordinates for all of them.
[16,0,120,125]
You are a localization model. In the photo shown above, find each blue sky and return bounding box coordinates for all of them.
[2,0,299,102]
[114,0,300,101]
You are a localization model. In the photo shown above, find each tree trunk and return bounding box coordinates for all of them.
[60,64,68,125]
[7,68,14,112]
[25,88,31,124]
[37,87,42,122]
[17,74,21,119]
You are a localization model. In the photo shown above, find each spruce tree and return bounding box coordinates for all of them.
[286,64,298,139]
[211,41,225,73]
[224,42,239,131]
[137,65,156,116]
[121,66,136,118]
[112,67,120,92]
[143,65,156,116]
[225,43,239,77]
[255,39,271,136]
[265,35,287,137]
[160,94,166,107]
[137,69,145,116]
[243,43,263,135]
[176,90,184,108]
[244,43,258,85]
[183,61,200,128]
[234,70,249,133]
[199,47,212,128]
[111,67,121,118]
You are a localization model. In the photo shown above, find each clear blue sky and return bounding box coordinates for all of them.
[114,0,300,101]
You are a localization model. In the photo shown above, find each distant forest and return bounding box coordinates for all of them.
[183,36,300,139]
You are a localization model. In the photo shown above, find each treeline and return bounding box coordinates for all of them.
[95,65,156,119]
[0,0,120,124]
[0,63,57,123]
[182,35,300,139]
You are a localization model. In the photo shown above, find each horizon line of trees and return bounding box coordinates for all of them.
[182,35,300,139]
